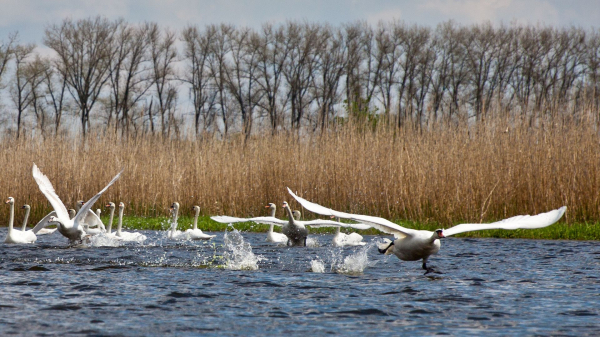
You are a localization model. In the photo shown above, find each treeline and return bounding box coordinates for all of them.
[0,17,599,139]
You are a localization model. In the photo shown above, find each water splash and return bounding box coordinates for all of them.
[223,230,264,270]
[88,233,121,247]
[330,244,377,275]
[306,237,320,247]
[310,259,325,273]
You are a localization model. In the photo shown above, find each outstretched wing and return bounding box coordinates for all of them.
[287,187,416,238]
[73,169,123,230]
[302,220,371,230]
[32,164,70,221]
[210,215,287,226]
[81,210,105,229]
[443,206,567,237]
[31,211,56,234]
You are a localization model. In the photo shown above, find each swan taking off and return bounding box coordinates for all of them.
[211,202,370,247]
[31,163,123,243]
[287,187,566,274]
[185,206,215,240]
[331,217,366,247]
[4,198,37,244]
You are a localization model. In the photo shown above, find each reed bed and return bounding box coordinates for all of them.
[1,117,599,237]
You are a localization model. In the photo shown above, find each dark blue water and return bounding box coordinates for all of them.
[1,229,599,336]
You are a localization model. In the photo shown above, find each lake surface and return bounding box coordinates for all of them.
[0,228,599,336]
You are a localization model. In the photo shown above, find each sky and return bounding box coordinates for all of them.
[0,0,599,45]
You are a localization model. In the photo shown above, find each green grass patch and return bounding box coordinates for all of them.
[105,216,600,240]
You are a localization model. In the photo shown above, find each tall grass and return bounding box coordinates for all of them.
[1,116,599,234]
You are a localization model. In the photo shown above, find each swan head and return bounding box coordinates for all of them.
[292,210,301,220]
[118,202,125,211]
[48,216,64,227]
[192,205,200,213]
[105,202,115,209]
[68,209,76,219]
[5,197,14,205]
[433,229,445,239]
[21,204,30,210]
[170,202,180,213]
[282,201,289,209]
[265,203,276,209]
[377,238,395,255]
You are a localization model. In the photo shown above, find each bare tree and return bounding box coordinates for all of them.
[147,23,178,137]
[0,32,18,88]
[10,43,41,139]
[107,21,153,137]
[44,16,117,137]
[182,25,218,136]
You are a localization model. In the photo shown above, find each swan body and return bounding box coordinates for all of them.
[185,206,215,240]
[288,187,567,273]
[114,202,146,242]
[167,202,187,240]
[31,163,122,243]
[4,198,37,244]
[211,202,369,247]
[333,226,366,247]
[76,201,106,234]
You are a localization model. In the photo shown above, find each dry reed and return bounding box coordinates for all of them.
[1,116,598,228]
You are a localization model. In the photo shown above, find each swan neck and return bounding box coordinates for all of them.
[21,207,30,231]
[429,233,439,243]
[269,223,274,233]
[336,226,341,234]
[171,207,179,235]
[8,202,14,232]
[193,210,199,230]
[270,207,276,218]
[284,206,295,225]
[117,207,123,235]
[107,207,114,233]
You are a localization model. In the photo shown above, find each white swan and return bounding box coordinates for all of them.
[31,163,122,243]
[20,204,58,235]
[4,197,37,244]
[211,202,370,247]
[104,202,116,235]
[331,217,366,247]
[288,187,567,274]
[167,202,187,240]
[113,202,146,242]
[185,206,215,240]
[264,203,287,243]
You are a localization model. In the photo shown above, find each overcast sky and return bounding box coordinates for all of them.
[1,0,599,45]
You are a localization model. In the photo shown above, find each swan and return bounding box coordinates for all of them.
[185,206,215,240]
[31,163,122,243]
[20,204,58,235]
[331,217,366,247]
[113,202,146,242]
[264,203,287,243]
[167,202,187,240]
[104,202,116,235]
[288,187,567,274]
[4,197,37,243]
[211,202,370,247]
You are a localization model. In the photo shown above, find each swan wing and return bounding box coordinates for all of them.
[211,215,286,226]
[302,220,371,230]
[31,211,56,234]
[287,187,415,238]
[32,164,69,221]
[73,169,123,230]
[81,210,105,229]
[443,206,567,237]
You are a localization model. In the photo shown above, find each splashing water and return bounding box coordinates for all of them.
[223,230,264,270]
[310,259,325,273]
[306,237,320,247]
[88,233,121,247]
[330,244,377,275]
